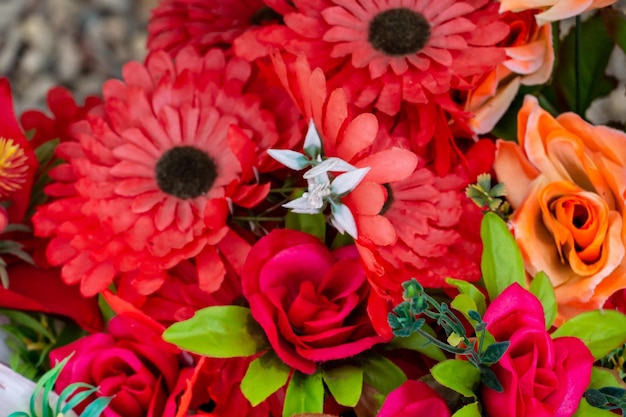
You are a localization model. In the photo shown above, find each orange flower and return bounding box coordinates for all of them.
[498,0,617,25]
[465,10,553,134]
[494,95,626,321]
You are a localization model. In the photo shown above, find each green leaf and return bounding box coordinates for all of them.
[241,352,291,406]
[480,212,527,302]
[322,365,363,407]
[602,8,626,55]
[551,13,616,114]
[451,294,479,324]
[97,294,116,324]
[388,324,447,361]
[162,306,268,358]
[446,278,486,316]
[481,341,510,365]
[79,396,113,417]
[430,359,480,398]
[451,402,482,417]
[551,310,626,360]
[529,271,557,330]
[589,366,625,390]
[282,371,324,417]
[286,209,326,242]
[58,384,98,415]
[0,310,55,341]
[572,397,616,417]
[362,355,407,395]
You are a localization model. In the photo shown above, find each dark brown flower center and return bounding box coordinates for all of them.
[155,146,217,199]
[249,6,283,26]
[368,8,431,56]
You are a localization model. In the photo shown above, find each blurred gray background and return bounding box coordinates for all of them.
[0,0,158,113]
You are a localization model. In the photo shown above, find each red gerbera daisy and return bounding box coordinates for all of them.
[33,47,276,297]
[147,0,283,57]
[244,0,509,115]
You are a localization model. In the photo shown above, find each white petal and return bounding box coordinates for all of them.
[304,157,356,179]
[266,149,310,171]
[303,119,323,159]
[330,201,358,239]
[283,196,323,214]
[330,167,370,196]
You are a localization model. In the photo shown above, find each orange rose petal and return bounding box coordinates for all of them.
[520,25,554,86]
[494,140,540,209]
[554,212,625,308]
[513,178,577,287]
[559,114,626,166]
[523,103,566,179]
[470,76,520,135]
[536,0,594,24]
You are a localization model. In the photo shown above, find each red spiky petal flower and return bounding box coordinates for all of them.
[33,47,274,297]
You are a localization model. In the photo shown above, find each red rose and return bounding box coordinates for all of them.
[50,312,191,417]
[481,284,593,417]
[242,229,386,374]
[377,380,451,417]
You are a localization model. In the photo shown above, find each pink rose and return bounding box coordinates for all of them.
[481,284,594,417]
[377,380,451,417]
[50,312,191,417]
[242,229,386,374]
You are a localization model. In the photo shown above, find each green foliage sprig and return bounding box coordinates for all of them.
[8,353,112,417]
[465,174,510,220]
[387,278,509,392]
[584,387,626,415]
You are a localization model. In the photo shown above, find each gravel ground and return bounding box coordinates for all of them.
[0,0,158,113]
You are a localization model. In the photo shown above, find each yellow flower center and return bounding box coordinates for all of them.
[0,137,28,196]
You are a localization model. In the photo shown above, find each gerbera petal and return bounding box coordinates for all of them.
[115,178,157,197]
[131,190,166,213]
[155,197,177,231]
[110,160,154,178]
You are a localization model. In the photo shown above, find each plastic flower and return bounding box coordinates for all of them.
[498,0,617,25]
[272,53,417,246]
[494,95,626,321]
[465,9,554,134]
[0,78,37,222]
[33,47,274,297]
[269,120,371,238]
[245,0,509,116]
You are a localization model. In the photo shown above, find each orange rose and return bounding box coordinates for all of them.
[498,0,617,25]
[494,95,626,321]
[465,10,553,134]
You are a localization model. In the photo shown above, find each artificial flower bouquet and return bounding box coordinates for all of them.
[1,0,626,416]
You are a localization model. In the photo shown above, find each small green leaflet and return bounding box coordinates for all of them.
[361,355,407,395]
[241,352,291,406]
[551,310,626,360]
[452,402,482,417]
[529,271,557,330]
[480,212,527,302]
[282,371,324,417]
[446,278,486,316]
[430,359,480,398]
[322,365,363,407]
[162,306,268,357]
